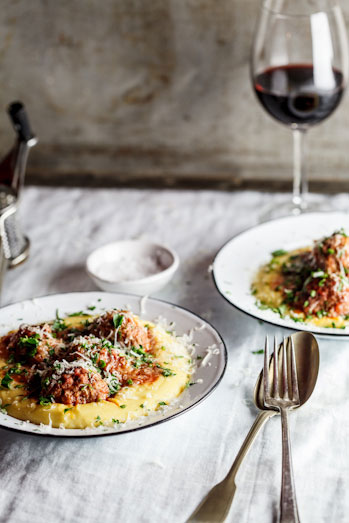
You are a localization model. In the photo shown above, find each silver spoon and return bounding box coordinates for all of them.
[187,331,319,523]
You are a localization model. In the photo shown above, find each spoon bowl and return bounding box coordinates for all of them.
[254,331,320,411]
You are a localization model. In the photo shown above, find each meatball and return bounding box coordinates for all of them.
[68,335,130,376]
[67,335,160,389]
[313,232,349,274]
[290,271,349,317]
[68,335,104,361]
[88,310,154,352]
[102,349,161,388]
[41,366,109,405]
[7,324,62,364]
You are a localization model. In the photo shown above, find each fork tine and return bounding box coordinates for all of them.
[273,335,279,397]
[263,336,270,401]
[282,337,288,399]
[290,336,300,403]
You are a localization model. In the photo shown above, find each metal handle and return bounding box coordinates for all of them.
[0,203,17,301]
[5,102,37,198]
[7,101,37,146]
[187,410,276,523]
[280,408,300,523]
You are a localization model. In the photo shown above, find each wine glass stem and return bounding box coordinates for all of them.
[292,128,307,209]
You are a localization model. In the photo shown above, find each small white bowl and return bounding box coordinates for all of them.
[86,240,179,295]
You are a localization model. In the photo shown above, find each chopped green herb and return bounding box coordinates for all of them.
[19,334,40,357]
[271,249,288,257]
[252,349,264,355]
[119,404,126,409]
[291,316,304,323]
[256,301,269,311]
[277,304,287,317]
[139,404,144,408]
[64,408,73,414]
[52,310,67,332]
[87,306,96,311]
[310,290,316,298]
[112,418,120,424]
[99,360,106,369]
[126,379,133,386]
[158,401,167,406]
[113,314,124,329]
[39,396,52,407]
[1,373,13,389]
[9,363,23,375]
[328,248,335,254]
[161,367,176,377]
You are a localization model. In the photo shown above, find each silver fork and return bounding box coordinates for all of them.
[264,336,300,523]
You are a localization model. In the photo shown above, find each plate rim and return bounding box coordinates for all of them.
[212,212,349,339]
[0,291,227,438]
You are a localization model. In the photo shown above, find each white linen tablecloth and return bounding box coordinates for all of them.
[1,187,348,523]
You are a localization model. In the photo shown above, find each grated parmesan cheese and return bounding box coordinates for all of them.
[140,295,149,316]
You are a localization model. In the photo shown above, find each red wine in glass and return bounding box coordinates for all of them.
[254,64,345,126]
[251,0,349,221]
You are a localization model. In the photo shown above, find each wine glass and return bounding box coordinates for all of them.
[251,0,348,221]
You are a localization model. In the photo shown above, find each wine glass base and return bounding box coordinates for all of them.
[259,196,336,223]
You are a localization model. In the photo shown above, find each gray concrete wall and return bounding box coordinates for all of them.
[0,0,348,189]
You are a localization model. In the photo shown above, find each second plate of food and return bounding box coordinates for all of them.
[213,212,349,337]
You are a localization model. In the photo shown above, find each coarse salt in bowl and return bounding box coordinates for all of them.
[86,240,179,295]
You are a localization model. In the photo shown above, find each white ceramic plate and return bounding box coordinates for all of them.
[0,292,226,437]
[213,212,349,338]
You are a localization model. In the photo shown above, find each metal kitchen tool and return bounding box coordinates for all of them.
[0,101,37,267]
[0,188,17,296]
[188,331,319,523]
[263,336,300,523]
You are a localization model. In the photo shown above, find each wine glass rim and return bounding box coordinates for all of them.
[260,1,340,19]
